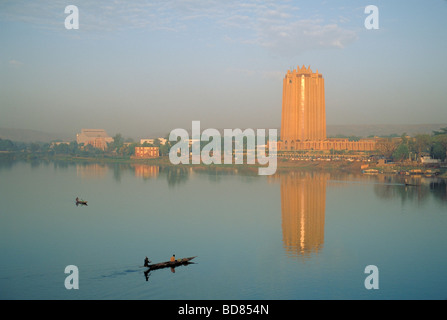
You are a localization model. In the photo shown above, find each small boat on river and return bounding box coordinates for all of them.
[404,179,420,187]
[146,256,196,271]
[76,197,88,206]
[404,183,419,187]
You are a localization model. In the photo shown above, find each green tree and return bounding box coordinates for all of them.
[158,134,173,156]
[29,142,41,153]
[411,134,432,156]
[159,143,170,156]
[83,144,102,155]
[109,133,124,153]
[348,135,361,142]
[431,142,446,161]
[375,138,399,159]
[121,142,138,156]
[393,143,409,161]
[432,134,447,161]
[0,138,16,151]
[400,132,408,144]
[69,141,79,154]
[53,143,70,154]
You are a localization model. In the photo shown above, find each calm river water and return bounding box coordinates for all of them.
[1,159,446,299]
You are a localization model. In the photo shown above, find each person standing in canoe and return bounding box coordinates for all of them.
[144,256,151,267]
[170,255,176,273]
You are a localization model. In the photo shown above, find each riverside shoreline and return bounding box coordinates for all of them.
[2,152,446,178]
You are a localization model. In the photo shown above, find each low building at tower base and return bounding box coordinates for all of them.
[278,138,376,152]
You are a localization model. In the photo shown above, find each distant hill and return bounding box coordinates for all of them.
[2,124,446,143]
[326,124,447,138]
[0,127,73,143]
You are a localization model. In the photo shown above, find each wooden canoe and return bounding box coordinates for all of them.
[76,200,88,205]
[146,256,196,271]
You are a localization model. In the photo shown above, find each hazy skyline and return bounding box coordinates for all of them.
[1,0,446,139]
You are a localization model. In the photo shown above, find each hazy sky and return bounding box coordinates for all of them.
[1,0,446,139]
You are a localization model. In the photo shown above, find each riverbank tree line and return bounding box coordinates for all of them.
[1,128,446,162]
[375,127,447,161]
[0,134,171,158]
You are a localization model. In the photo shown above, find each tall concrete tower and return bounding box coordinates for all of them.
[280,66,326,150]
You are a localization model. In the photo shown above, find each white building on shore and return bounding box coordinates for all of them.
[76,129,113,150]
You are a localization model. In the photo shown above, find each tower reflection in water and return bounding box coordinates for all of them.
[280,171,329,259]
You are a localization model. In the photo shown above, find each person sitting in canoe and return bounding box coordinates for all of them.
[170,254,176,262]
[144,256,151,267]
[76,197,79,202]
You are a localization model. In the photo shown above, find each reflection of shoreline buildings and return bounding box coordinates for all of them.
[76,129,113,151]
[132,164,159,179]
[279,66,376,151]
[76,163,108,178]
[280,172,328,258]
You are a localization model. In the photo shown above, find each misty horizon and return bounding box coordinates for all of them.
[2,123,447,144]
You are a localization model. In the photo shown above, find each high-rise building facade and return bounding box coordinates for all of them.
[280,66,376,152]
[281,65,326,150]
